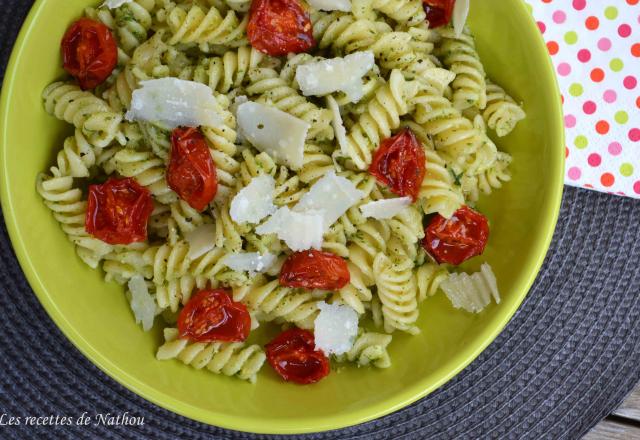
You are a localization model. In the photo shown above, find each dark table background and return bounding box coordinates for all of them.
[1,1,639,439]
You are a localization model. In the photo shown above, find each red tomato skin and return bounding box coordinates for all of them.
[422,0,456,28]
[247,0,315,56]
[279,250,350,291]
[178,289,251,343]
[265,329,330,384]
[61,18,118,90]
[369,129,426,201]
[85,177,154,245]
[422,206,490,266]
[167,127,218,212]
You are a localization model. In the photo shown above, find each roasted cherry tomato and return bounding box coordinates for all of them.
[167,127,218,211]
[178,289,251,343]
[61,18,118,90]
[85,177,154,245]
[422,0,456,28]
[265,328,330,384]
[422,206,489,265]
[247,0,315,56]
[280,250,350,291]
[369,129,426,201]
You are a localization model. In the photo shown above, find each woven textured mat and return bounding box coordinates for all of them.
[2,2,640,439]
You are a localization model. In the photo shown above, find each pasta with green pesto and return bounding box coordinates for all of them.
[38,0,521,384]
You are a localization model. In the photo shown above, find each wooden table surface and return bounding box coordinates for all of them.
[585,384,640,439]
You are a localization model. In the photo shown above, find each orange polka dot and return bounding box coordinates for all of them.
[632,44,640,57]
[627,0,639,5]
[547,41,559,55]
[596,120,610,135]
[591,68,605,82]
[585,16,599,30]
[636,96,640,109]
[601,173,615,187]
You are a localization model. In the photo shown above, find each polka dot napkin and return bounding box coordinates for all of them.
[527,0,639,198]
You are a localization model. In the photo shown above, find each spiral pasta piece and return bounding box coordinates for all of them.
[166,4,248,47]
[246,68,334,141]
[436,28,487,111]
[37,174,113,269]
[170,200,211,235]
[334,261,372,314]
[373,250,419,334]
[415,263,449,302]
[42,82,123,149]
[155,275,200,312]
[342,70,420,170]
[440,263,500,313]
[85,0,155,54]
[188,46,267,94]
[233,275,320,329]
[348,219,390,286]
[157,328,266,383]
[212,200,247,252]
[483,81,526,137]
[113,149,178,204]
[387,204,424,261]
[419,148,465,219]
[336,331,392,368]
[49,132,98,178]
[298,144,334,184]
[102,245,153,284]
[362,0,426,26]
[460,152,512,202]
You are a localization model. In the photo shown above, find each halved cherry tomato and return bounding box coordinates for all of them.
[280,250,350,291]
[85,177,154,245]
[422,206,489,265]
[423,0,456,28]
[265,328,330,384]
[178,289,251,343]
[247,0,315,57]
[369,129,426,201]
[61,18,118,90]
[167,127,218,212]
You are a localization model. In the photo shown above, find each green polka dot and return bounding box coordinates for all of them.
[604,6,618,20]
[620,163,634,177]
[615,111,629,124]
[569,83,584,97]
[574,135,588,149]
[564,31,578,45]
[610,58,624,72]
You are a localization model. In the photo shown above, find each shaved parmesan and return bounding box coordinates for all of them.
[294,171,364,231]
[128,276,156,332]
[256,207,324,251]
[307,0,351,12]
[102,0,132,8]
[230,175,276,224]
[221,252,277,275]
[452,0,470,37]
[360,197,412,220]
[314,302,359,355]
[327,96,348,156]
[184,224,216,260]
[236,102,309,169]
[125,78,224,129]
[295,52,375,103]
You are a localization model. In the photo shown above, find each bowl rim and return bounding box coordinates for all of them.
[0,0,565,434]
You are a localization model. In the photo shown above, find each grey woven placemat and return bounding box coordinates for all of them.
[1,2,640,439]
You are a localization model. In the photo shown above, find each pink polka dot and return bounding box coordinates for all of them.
[629,128,640,142]
[588,153,602,167]
[603,90,617,103]
[564,114,577,128]
[568,167,582,181]
[598,38,612,51]
[608,142,622,156]
[583,101,597,114]
[577,49,591,62]
[624,76,637,89]
[618,24,632,38]
[573,0,586,11]
[558,63,572,76]
[537,21,546,34]
[634,181,640,195]
[553,11,567,24]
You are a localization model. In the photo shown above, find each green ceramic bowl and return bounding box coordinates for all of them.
[0,0,564,434]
